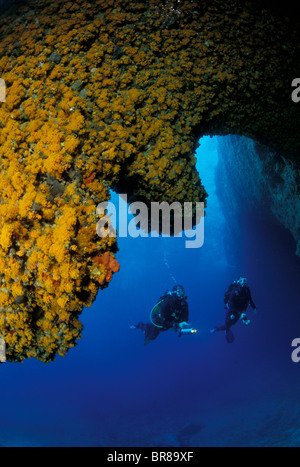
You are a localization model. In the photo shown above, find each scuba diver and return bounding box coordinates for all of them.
[131,285,197,345]
[211,277,257,344]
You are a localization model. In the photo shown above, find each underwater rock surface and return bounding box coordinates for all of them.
[216,135,300,257]
[0,0,299,361]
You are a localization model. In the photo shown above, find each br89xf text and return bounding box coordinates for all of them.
[152,452,194,462]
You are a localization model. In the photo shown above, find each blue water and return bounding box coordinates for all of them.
[1,136,300,447]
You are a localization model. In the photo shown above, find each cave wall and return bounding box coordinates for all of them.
[216,135,300,256]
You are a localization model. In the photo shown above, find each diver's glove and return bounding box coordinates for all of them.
[241,313,251,326]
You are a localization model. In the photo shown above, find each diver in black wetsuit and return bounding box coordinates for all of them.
[131,285,196,345]
[211,277,257,344]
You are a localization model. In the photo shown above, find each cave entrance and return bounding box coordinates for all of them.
[107,133,300,347]
[87,134,300,444]
[194,134,300,355]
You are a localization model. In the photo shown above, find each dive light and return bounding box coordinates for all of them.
[180,328,198,335]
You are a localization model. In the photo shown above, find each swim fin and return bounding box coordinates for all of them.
[225,329,235,344]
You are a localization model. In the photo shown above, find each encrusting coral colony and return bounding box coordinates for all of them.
[0,0,299,361]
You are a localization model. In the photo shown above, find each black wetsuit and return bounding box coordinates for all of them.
[135,292,189,344]
[214,283,256,339]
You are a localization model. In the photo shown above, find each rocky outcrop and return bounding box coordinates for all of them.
[216,135,300,256]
